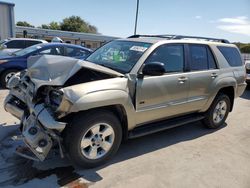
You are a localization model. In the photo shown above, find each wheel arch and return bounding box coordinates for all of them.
[62,104,130,141]
[217,86,235,112]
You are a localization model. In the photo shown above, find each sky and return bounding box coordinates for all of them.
[8,0,250,43]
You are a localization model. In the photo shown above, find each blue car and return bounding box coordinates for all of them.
[0,43,93,87]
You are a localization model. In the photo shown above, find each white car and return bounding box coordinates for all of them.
[245,60,250,84]
[0,38,47,56]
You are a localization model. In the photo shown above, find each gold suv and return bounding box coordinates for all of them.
[4,35,247,168]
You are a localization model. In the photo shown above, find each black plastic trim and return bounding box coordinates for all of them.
[128,114,204,139]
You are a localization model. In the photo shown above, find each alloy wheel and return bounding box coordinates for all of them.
[213,100,227,124]
[80,123,115,160]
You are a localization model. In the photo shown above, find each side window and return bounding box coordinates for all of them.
[65,47,89,58]
[218,46,243,67]
[80,50,91,58]
[145,44,184,73]
[6,40,26,49]
[39,49,51,55]
[39,47,64,55]
[25,40,41,48]
[189,45,208,71]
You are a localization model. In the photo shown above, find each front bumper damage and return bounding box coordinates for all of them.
[4,76,67,161]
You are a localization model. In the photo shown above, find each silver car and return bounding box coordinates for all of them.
[4,35,247,168]
[0,38,47,56]
[245,60,250,84]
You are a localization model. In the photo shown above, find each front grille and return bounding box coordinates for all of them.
[17,76,36,105]
[20,76,35,95]
[246,69,250,74]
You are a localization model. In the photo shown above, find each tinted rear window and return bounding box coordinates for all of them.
[190,45,208,71]
[25,40,42,47]
[218,46,243,67]
[6,40,26,49]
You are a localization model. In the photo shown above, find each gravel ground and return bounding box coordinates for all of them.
[0,87,250,188]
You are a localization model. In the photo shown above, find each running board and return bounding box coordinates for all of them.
[128,114,204,139]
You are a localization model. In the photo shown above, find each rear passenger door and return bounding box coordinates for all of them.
[186,44,219,111]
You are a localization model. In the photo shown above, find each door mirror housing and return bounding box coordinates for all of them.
[142,62,165,76]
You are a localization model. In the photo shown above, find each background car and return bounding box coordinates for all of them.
[245,60,250,84]
[0,43,93,87]
[0,38,48,56]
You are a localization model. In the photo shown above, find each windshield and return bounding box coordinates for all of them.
[13,44,43,56]
[0,40,8,48]
[0,40,6,45]
[86,40,152,73]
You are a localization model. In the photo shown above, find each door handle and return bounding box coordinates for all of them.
[178,77,188,84]
[211,73,218,79]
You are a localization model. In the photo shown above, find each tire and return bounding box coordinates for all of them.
[0,69,19,88]
[64,110,122,168]
[203,93,231,129]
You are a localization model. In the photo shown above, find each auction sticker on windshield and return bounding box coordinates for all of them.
[130,46,148,52]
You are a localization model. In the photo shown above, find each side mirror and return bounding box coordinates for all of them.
[142,62,165,76]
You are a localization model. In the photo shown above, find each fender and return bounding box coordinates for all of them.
[201,76,236,112]
[70,89,136,130]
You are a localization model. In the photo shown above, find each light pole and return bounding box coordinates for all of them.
[134,0,139,35]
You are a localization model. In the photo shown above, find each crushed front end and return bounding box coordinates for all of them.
[4,55,124,162]
[4,73,67,161]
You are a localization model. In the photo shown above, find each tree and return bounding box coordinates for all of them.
[40,22,61,30]
[60,16,98,33]
[16,21,34,28]
[17,16,98,34]
[88,24,98,33]
[49,22,61,30]
[240,45,250,53]
[41,24,50,29]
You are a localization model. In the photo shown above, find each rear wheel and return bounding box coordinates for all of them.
[64,110,122,168]
[0,69,19,88]
[203,94,230,129]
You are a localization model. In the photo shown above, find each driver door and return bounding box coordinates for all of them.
[135,44,190,125]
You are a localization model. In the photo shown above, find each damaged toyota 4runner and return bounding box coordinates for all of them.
[4,35,247,168]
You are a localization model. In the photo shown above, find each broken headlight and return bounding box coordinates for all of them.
[48,89,64,110]
[46,88,72,117]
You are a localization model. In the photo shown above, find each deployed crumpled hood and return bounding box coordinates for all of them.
[26,55,124,88]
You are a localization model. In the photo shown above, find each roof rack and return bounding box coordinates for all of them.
[128,34,174,39]
[127,34,230,44]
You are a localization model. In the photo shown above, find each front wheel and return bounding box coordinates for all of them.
[65,110,122,168]
[203,94,231,129]
[0,69,19,88]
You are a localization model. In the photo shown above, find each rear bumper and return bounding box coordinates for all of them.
[236,82,247,97]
